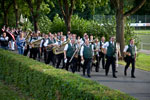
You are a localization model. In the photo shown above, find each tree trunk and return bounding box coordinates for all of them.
[33,15,38,33]
[116,0,125,57]
[4,12,8,26]
[1,0,8,26]
[65,17,71,32]
[13,0,19,27]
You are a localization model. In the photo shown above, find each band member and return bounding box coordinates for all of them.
[80,39,94,77]
[24,32,32,56]
[0,32,9,50]
[46,34,56,66]
[40,34,49,63]
[89,35,94,44]
[76,39,82,72]
[29,33,41,60]
[103,36,117,78]
[99,36,106,69]
[116,42,121,68]
[57,32,61,40]
[93,38,100,72]
[64,34,77,73]
[16,32,25,55]
[124,39,137,78]
[55,36,65,69]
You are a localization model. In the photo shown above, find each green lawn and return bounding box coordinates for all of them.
[134,30,150,34]
[119,53,150,71]
[0,81,32,100]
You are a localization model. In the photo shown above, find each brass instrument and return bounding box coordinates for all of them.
[92,55,97,64]
[25,31,32,45]
[30,38,43,48]
[53,39,70,55]
[46,44,54,51]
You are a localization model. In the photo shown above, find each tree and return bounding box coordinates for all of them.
[110,0,146,56]
[57,0,107,32]
[13,0,19,27]
[0,0,13,26]
[25,0,43,32]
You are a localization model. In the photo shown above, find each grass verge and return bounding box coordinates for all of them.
[134,30,150,34]
[119,53,150,71]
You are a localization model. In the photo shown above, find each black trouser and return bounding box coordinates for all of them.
[95,55,100,72]
[105,56,116,76]
[65,56,77,73]
[29,48,40,60]
[24,45,29,56]
[124,57,135,76]
[43,47,47,63]
[77,55,81,71]
[56,53,64,68]
[46,50,56,66]
[83,58,92,76]
[99,52,105,69]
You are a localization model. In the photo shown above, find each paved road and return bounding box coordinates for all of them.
[76,65,150,100]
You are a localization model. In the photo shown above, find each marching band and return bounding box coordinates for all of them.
[0,26,137,78]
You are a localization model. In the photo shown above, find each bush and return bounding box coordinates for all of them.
[0,49,136,100]
[38,15,52,34]
[50,14,66,34]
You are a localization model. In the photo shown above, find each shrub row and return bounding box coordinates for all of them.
[0,49,136,100]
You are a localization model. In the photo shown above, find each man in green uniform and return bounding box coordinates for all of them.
[64,34,77,73]
[80,39,94,77]
[124,39,137,78]
[103,36,117,78]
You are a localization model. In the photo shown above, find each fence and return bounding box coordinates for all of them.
[93,15,150,30]
[140,42,150,50]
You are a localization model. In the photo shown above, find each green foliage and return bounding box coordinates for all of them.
[0,81,25,100]
[0,49,136,100]
[38,15,52,34]
[19,18,33,31]
[50,14,66,33]
[124,17,140,48]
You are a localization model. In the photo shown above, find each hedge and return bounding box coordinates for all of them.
[0,49,136,100]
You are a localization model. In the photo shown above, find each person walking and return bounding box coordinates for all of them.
[16,32,25,55]
[124,39,137,78]
[103,36,117,78]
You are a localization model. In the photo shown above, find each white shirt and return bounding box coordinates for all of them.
[64,43,77,51]
[0,37,9,41]
[100,41,105,46]
[102,41,115,50]
[40,39,49,47]
[124,45,137,54]
[54,41,64,45]
[80,44,94,56]
[94,42,100,55]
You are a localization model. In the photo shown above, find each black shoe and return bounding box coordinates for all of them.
[88,75,91,78]
[113,75,117,78]
[95,69,99,72]
[115,70,118,73]
[105,73,108,76]
[131,76,136,78]
[124,71,127,76]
